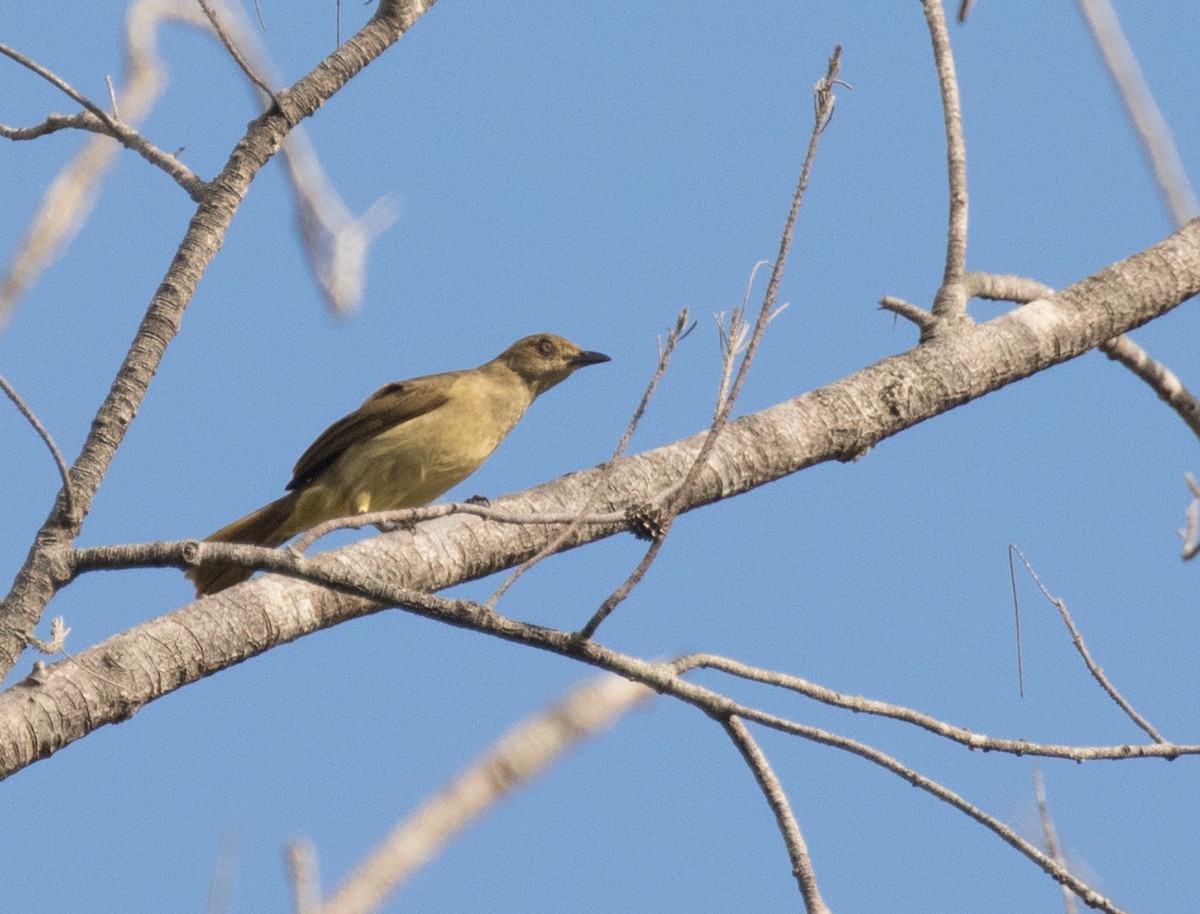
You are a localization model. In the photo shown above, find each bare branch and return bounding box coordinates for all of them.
[1033,767,1079,914]
[1011,546,1166,743]
[485,309,693,610]
[673,652,1187,762]
[1078,0,1199,226]
[0,372,75,522]
[963,272,1054,303]
[961,275,1200,442]
[1181,474,1200,561]
[287,840,320,914]
[0,547,1168,911]
[1100,334,1200,442]
[920,0,970,317]
[578,46,844,640]
[0,38,206,199]
[0,0,441,678]
[290,501,628,557]
[879,294,936,331]
[0,41,122,133]
[198,0,276,101]
[317,677,652,914]
[723,717,830,914]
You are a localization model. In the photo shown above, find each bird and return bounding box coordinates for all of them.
[188,333,610,595]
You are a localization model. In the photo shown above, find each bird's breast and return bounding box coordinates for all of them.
[317,372,534,514]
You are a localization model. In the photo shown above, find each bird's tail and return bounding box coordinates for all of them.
[188,492,300,596]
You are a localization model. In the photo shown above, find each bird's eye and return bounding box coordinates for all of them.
[537,338,555,357]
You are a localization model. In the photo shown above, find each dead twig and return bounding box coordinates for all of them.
[1010,546,1166,743]
[577,45,844,640]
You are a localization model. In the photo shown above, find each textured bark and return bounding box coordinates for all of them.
[0,216,1197,782]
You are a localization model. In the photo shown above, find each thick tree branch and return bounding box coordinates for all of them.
[2,217,1200,782]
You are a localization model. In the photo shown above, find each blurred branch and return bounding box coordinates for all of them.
[1076,0,1200,444]
[283,127,396,315]
[0,526,1167,911]
[1181,474,1200,560]
[287,839,320,914]
[1078,0,1200,226]
[0,1,213,326]
[1033,767,1080,914]
[0,0,388,329]
[312,676,652,914]
[0,0,440,678]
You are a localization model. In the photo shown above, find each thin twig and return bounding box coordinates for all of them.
[1078,0,1199,226]
[485,309,693,611]
[0,42,121,132]
[577,46,844,640]
[723,716,830,914]
[1010,546,1166,743]
[920,0,970,317]
[286,839,319,914]
[1181,474,1200,560]
[198,0,277,101]
[290,501,628,556]
[0,0,441,678]
[1008,546,1025,697]
[1100,335,1200,442]
[1033,767,1079,914]
[879,294,936,331]
[673,652,1187,761]
[0,40,205,199]
[0,372,76,521]
[105,75,121,119]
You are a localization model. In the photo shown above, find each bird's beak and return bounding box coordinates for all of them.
[571,350,611,367]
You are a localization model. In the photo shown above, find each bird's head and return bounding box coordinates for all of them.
[496,334,610,396]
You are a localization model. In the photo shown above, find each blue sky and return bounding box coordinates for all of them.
[2,2,1199,912]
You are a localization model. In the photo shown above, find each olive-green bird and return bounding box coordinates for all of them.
[189,333,610,595]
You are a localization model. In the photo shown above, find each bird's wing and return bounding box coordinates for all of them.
[286,374,455,491]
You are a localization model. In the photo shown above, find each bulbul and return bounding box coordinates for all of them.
[189,333,610,596]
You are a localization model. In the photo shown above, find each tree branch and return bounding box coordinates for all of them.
[312,676,652,914]
[723,716,830,914]
[921,0,970,319]
[0,0,439,678]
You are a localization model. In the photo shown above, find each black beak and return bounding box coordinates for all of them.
[571,350,611,367]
